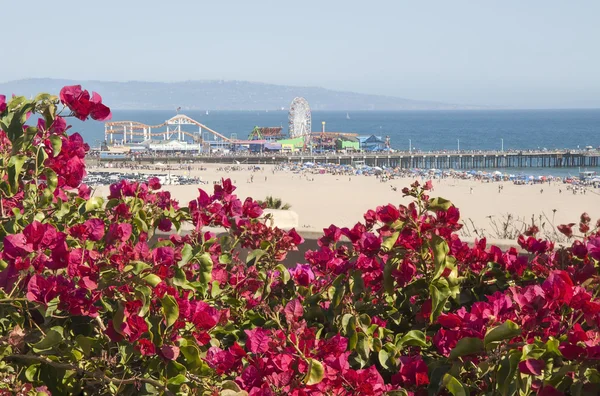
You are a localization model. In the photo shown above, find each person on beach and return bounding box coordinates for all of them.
[470,187,473,194]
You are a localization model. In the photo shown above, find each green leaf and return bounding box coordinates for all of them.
[384,257,399,295]
[180,344,204,372]
[443,373,469,396]
[75,335,97,357]
[219,253,232,264]
[381,231,400,251]
[143,274,162,287]
[246,249,267,266]
[342,314,358,349]
[25,364,40,382]
[429,197,453,211]
[221,381,244,392]
[484,320,521,348]
[198,252,213,287]
[136,285,152,317]
[398,330,429,348]
[167,374,187,385]
[350,270,365,295]
[7,154,27,195]
[449,337,484,360]
[378,349,391,369]
[496,350,521,396]
[161,295,179,330]
[31,329,63,351]
[178,244,193,267]
[131,261,151,275]
[275,264,291,283]
[85,197,104,212]
[330,274,346,308]
[43,169,58,192]
[133,214,148,233]
[113,303,126,335]
[585,368,600,384]
[356,333,371,360]
[430,235,450,281]
[173,267,195,291]
[49,135,62,157]
[304,358,324,385]
[429,279,450,323]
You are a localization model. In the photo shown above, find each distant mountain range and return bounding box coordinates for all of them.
[0,78,483,111]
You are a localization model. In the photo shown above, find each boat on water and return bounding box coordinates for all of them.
[346,112,350,119]
[206,110,209,115]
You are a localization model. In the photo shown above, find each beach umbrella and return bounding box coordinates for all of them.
[373,166,383,171]
[493,171,502,176]
[304,162,315,167]
[528,175,534,180]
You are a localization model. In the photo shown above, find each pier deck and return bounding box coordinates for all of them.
[96,150,600,169]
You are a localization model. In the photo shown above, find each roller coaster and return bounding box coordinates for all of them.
[104,114,359,150]
[104,114,265,145]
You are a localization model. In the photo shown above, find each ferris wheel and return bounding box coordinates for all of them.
[288,97,311,142]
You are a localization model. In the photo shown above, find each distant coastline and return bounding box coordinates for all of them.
[0,78,484,111]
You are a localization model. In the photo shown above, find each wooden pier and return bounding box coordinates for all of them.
[97,150,600,170]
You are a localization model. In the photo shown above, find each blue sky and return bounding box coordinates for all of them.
[2,0,599,108]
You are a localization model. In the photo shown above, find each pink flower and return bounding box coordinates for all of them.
[557,223,575,238]
[78,184,91,199]
[242,197,263,218]
[586,236,600,261]
[392,355,430,387]
[136,339,156,356]
[518,359,544,375]
[59,85,111,121]
[359,232,381,256]
[289,264,315,287]
[157,218,172,232]
[376,204,400,223]
[0,94,6,113]
[148,177,161,190]
[542,270,573,307]
[160,345,180,360]
[244,328,271,354]
[106,223,132,244]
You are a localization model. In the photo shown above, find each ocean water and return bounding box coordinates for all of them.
[71,109,600,177]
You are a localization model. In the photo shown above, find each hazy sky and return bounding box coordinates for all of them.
[2,0,599,108]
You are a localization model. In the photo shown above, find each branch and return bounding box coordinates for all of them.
[5,354,174,395]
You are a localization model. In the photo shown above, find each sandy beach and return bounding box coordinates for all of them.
[91,163,600,240]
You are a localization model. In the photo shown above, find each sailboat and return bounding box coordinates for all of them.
[206,110,209,115]
[346,112,350,120]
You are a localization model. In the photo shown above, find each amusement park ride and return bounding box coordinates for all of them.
[104,114,265,147]
[104,97,361,151]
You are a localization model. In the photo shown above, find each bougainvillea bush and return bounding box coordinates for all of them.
[1,89,600,396]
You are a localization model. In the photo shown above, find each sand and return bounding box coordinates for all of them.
[91,163,599,240]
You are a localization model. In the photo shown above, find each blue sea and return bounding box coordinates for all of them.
[72,109,600,177]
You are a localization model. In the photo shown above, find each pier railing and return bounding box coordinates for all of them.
[93,149,600,169]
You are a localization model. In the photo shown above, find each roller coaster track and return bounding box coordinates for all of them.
[105,114,358,145]
[105,114,235,143]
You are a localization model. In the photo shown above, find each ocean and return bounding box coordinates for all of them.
[72,109,600,177]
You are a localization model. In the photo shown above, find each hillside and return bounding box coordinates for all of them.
[0,78,479,111]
